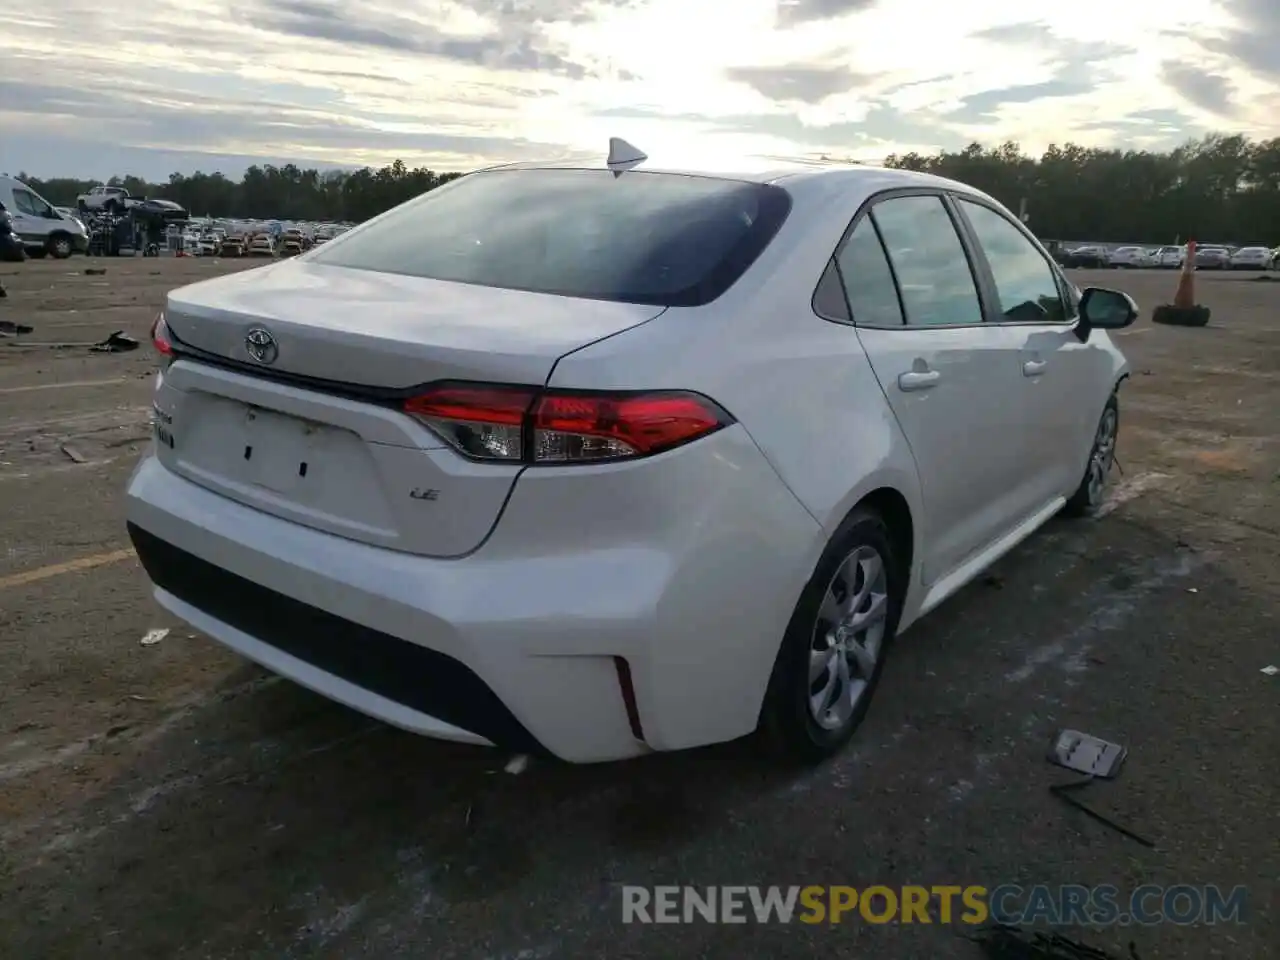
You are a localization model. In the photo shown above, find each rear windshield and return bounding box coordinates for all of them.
[308,168,791,307]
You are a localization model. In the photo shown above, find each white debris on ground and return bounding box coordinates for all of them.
[140,628,170,646]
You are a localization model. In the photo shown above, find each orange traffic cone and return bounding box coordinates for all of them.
[1153,238,1210,327]
[1173,240,1195,308]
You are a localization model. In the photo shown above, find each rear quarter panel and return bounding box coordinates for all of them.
[546,178,928,621]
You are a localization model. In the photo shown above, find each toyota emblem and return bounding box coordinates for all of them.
[245,327,278,365]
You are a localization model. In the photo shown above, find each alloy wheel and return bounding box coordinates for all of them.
[808,545,889,731]
[1086,406,1118,503]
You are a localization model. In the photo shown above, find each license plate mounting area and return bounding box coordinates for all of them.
[240,406,327,495]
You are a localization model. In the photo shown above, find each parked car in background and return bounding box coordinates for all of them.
[1108,246,1154,268]
[247,233,276,257]
[127,153,1139,764]
[218,235,246,257]
[76,185,188,222]
[0,175,89,258]
[1229,246,1273,270]
[76,185,132,214]
[1195,246,1230,269]
[1155,246,1185,269]
[133,197,188,222]
[279,229,304,256]
[1062,244,1108,268]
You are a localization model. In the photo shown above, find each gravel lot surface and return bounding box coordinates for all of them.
[1,258,1276,959]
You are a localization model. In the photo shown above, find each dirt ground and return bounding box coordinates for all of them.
[1,257,1276,960]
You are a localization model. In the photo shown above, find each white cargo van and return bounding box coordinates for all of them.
[0,176,89,258]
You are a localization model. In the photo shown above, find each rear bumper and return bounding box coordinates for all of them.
[127,521,541,752]
[124,426,820,762]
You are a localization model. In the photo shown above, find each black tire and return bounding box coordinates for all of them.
[47,233,74,259]
[1064,393,1119,517]
[759,507,904,764]
[1152,304,1211,327]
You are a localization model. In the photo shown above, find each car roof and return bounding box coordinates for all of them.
[474,159,989,200]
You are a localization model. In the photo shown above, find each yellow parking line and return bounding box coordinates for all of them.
[0,548,136,590]
[0,378,128,395]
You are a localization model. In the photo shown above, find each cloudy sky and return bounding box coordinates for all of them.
[2,0,1278,181]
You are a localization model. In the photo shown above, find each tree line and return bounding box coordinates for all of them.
[15,132,1280,243]
[21,160,463,225]
[882,133,1280,245]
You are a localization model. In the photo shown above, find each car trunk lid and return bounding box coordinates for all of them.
[164,259,665,389]
[156,260,666,556]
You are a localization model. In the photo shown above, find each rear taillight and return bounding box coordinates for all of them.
[403,382,733,464]
[403,385,533,461]
[151,311,173,360]
[531,392,729,462]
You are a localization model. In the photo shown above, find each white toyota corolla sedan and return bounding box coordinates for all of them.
[126,151,1138,764]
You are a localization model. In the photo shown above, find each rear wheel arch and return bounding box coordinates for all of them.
[757,492,912,762]
[856,487,914,587]
[813,479,919,593]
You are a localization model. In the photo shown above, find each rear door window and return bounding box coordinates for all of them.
[870,195,983,327]
[813,260,851,321]
[833,217,904,326]
[310,169,792,307]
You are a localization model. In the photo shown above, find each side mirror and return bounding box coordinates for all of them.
[1076,287,1137,341]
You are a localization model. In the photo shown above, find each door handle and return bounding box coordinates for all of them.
[1023,359,1047,377]
[898,370,940,392]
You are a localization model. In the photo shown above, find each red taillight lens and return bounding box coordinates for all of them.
[403,383,731,464]
[404,385,536,461]
[532,392,726,461]
[151,311,173,358]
